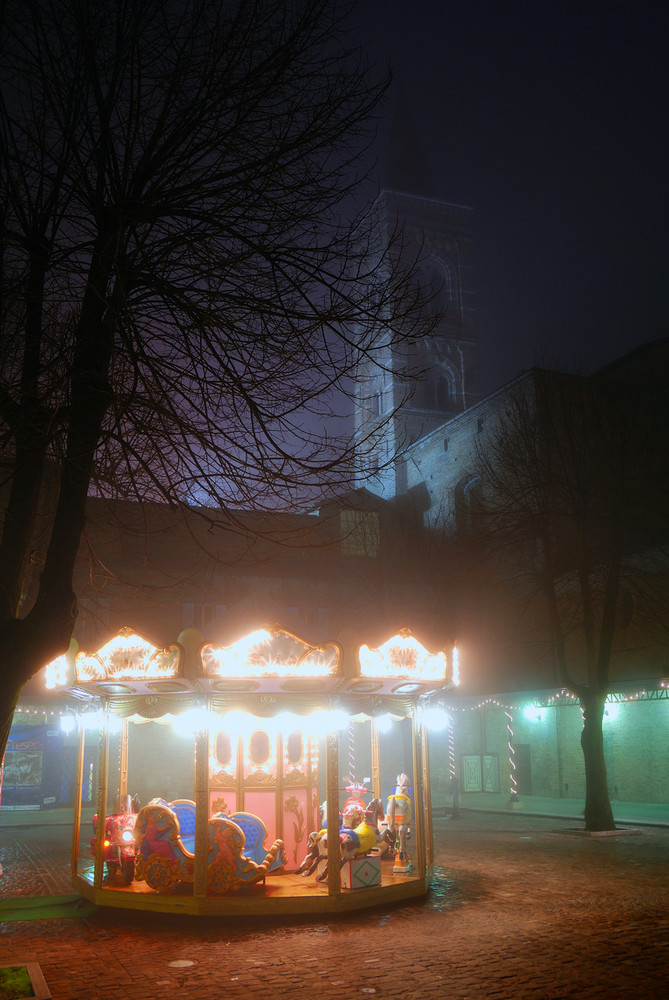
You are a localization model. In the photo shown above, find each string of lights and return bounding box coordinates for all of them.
[504,708,518,801]
[347,719,356,783]
[447,716,456,779]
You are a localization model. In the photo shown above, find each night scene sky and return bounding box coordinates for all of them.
[357,0,668,396]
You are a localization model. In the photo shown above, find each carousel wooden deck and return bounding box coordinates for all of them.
[73,863,430,916]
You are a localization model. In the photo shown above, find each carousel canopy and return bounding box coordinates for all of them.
[43,624,457,711]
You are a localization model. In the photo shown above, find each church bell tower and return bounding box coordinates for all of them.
[353,188,479,499]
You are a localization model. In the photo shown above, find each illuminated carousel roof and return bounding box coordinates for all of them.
[44,624,458,709]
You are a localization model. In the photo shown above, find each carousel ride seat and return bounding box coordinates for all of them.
[166,798,196,851]
[211,811,285,873]
[134,799,286,894]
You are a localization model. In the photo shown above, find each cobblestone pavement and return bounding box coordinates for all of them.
[2,813,669,999]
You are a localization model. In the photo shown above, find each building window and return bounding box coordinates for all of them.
[340,510,380,556]
[182,603,226,629]
[455,477,483,536]
[298,607,331,631]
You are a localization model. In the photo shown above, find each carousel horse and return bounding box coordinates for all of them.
[342,780,369,814]
[365,797,395,856]
[297,803,394,881]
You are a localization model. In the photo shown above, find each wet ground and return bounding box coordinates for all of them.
[2,812,669,998]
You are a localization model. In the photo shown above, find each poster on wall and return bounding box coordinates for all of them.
[1,725,65,810]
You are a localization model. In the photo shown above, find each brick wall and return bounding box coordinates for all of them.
[428,697,669,807]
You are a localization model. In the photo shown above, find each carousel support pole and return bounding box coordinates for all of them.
[421,719,434,868]
[193,722,210,899]
[70,718,85,876]
[118,718,129,807]
[370,718,381,800]
[236,734,244,808]
[276,731,284,844]
[308,734,319,832]
[325,730,341,897]
[93,711,110,889]
[411,710,426,880]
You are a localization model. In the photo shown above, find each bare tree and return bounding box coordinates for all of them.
[0,0,432,761]
[472,359,669,830]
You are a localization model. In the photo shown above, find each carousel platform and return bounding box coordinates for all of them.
[71,862,428,916]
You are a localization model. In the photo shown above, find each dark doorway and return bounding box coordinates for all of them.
[514,744,532,795]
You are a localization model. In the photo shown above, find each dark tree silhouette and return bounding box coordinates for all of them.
[472,359,669,830]
[0,0,432,761]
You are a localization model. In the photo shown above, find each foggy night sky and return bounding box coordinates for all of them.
[357,0,668,396]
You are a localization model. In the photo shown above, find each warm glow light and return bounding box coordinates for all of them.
[45,654,69,690]
[216,709,255,740]
[452,647,460,686]
[304,708,349,733]
[201,627,339,678]
[75,627,180,683]
[172,707,211,738]
[358,629,449,681]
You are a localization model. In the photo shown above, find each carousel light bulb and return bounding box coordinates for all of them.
[374,713,393,734]
[173,707,210,738]
[59,713,76,735]
[327,709,350,732]
[423,707,449,732]
[107,715,123,734]
[218,709,254,740]
[80,709,103,730]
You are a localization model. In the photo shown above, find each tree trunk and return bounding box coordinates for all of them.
[0,665,24,784]
[580,691,615,831]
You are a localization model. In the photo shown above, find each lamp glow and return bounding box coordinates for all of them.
[523,706,544,723]
[59,713,76,734]
[423,707,449,732]
[172,707,210,738]
[374,713,393,734]
[80,710,103,730]
[603,701,620,723]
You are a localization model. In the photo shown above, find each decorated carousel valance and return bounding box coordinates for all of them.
[45,627,188,696]
[198,624,342,694]
[341,628,458,698]
[44,624,456,710]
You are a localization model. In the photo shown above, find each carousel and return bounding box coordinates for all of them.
[45,623,457,915]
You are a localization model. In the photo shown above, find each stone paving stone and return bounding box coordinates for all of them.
[2,814,669,997]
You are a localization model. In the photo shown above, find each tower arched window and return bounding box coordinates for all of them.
[454,476,483,536]
[420,255,454,314]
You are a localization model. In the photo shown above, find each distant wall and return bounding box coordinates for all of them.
[429,696,669,807]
